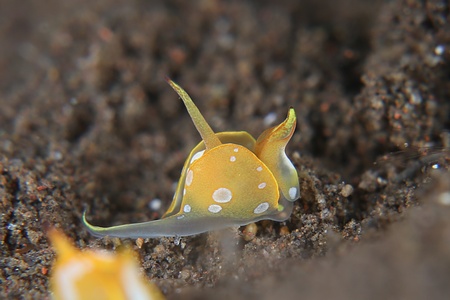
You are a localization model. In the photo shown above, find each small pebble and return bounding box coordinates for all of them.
[135,238,144,249]
[179,269,191,280]
[242,223,258,241]
[263,112,277,126]
[340,184,354,197]
[279,226,290,236]
[435,45,445,56]
[112,238,122,248]
[148,198,162,211]
[153,244,165,255]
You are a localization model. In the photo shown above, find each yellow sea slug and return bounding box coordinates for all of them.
[83,79,299,238]
[48,230,164,300]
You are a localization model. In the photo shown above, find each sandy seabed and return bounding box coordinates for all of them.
[1,0,449,299]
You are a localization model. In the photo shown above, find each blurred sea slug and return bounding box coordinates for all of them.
[83,79,299,238]
[48,230,164,300]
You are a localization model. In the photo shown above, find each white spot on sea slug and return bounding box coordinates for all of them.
[122,262,153,300]
[234,148,239,152]
[183,188,186,196]
[256,166,263,172]
[56,259,92,300]
[184,204,191,213]
[230,156,236,162]
[208,204,222,213]
[177,214,185,220]
[186,169,193,186]
[289,187,297,199]
[212,188,232,203]
[258,182,266,189]
[190,150,205,164]
[254,202,269,214]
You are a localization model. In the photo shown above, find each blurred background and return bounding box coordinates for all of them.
[0,0,449,299]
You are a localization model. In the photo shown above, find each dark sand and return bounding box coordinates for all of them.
[1,0,449,299]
